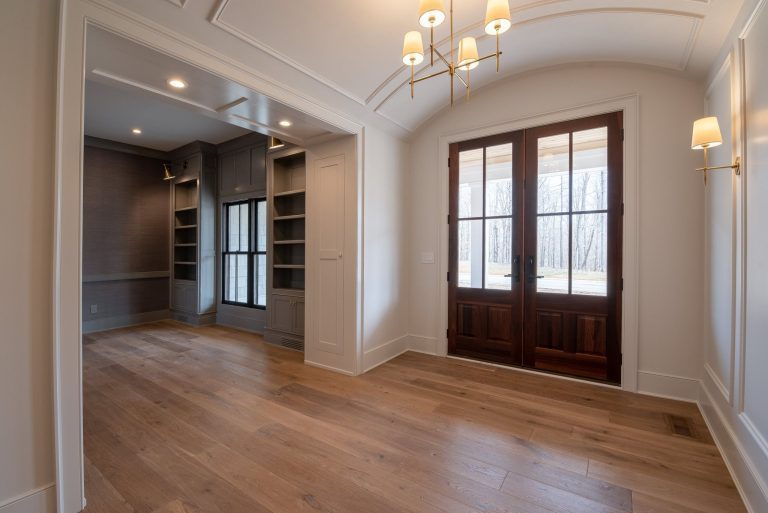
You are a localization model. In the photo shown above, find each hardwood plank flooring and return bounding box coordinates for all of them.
[83,321,746,513]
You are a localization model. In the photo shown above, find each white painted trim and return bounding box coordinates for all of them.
[741,413,768,462]
[705,363,732,403]
[636,370,700,403]
[163,0,187,8]
[435,94,640,391]
[362,335,410,373]
[208,0,366,107]
[407,334,439,355]
[700,381,768,513]
[304,359,356,376]
[0,484,56,513]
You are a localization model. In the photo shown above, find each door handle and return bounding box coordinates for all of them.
[526,256,536,283]
[513,255,521,283]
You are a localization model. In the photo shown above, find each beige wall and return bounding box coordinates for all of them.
[700,1,768,511]
[362,126,410,370]
[0,0,58,508]
[407,64,706,397]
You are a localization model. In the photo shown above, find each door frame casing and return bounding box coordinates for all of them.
[436,95,640,391]
[53,2,363,512]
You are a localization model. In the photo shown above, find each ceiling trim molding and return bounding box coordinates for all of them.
[91,68,217,112]
[164,0,188,8]
[209,0,367,107]
[369,6,706,114]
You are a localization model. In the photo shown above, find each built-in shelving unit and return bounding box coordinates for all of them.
[265,149,306,350]
[169,143,217,325]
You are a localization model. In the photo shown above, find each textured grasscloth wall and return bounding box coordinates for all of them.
[82,145,171,329]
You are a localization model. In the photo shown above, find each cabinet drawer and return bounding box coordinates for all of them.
[173,282,197,313]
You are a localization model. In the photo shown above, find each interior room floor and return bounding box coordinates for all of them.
[82,321,745,513]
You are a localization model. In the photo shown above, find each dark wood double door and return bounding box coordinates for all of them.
[448,112,623,384]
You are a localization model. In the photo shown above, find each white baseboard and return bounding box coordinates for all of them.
[304,359,356,376]
[699,381,768,513]
[0,484,55,513]
[636,370,700,402]
[406,334,439,355]
[362,335,409,372]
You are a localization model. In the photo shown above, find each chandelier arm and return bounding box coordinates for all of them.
[412,67,451,84]
[454,70,468,88]
[432,45,452,70]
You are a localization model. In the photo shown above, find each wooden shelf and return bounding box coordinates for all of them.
[274,214,306,221]
[175,206,198,212]
[174,261,197,265]
[274,264,304,269]
[274,240,305,245]
[174,243,197,247]
[274,188,306,198]
[175,224,197,230]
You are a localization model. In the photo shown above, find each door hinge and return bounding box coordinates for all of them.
[619,353,623,365]
[447,272,450,282]
[446,329,449,338]
[447,214,450,224]
[621,203,624,216]
[448,157,451,168]
[621,278,624,291]
[621,129,625,142]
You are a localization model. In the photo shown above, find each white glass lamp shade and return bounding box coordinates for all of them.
[402,31,425,65]
[692,117,723,150]
[457,37,480,70]
[419,0,446,27]
[485,0,512,34]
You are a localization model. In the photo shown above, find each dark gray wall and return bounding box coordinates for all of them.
[82,143,171,331]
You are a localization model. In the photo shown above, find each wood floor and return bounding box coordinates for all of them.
[82,321,746,513]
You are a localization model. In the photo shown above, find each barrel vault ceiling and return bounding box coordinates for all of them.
[106,0,744,134]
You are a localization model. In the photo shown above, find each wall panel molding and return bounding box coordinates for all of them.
[0,484,55,513]
[208,0,366,106]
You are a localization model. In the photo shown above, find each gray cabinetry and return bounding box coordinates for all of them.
[170,141,217,325]
[265,148,306,350]
[218,133,267,197]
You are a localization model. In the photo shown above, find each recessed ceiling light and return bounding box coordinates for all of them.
[132,128,142,134]
[168,78,187,89]
[279,120,292,127]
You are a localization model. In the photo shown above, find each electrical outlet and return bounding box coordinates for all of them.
[90,304,98,314]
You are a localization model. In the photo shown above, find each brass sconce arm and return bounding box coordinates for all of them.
[695,147,741,185]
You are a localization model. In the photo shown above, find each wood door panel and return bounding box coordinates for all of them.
[456,303,483,338]
[535,311,563,350]
[576,315,607,355]
[534,347,608,381]
[486,306,512,342]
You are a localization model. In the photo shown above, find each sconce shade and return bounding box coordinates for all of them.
[692,116,723,150]
[419,0,446,27]
[162,163,175,181]
[458,37,480,70]
[485,0,512,34]
[403,31,425,65]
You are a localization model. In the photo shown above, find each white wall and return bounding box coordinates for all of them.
[407,64,706,398]
[0,0,58,511]
[700,1,768,511]
[361,126,410,371]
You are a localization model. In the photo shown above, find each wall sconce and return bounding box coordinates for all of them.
[162,163,175,181]
[691,116,741,185]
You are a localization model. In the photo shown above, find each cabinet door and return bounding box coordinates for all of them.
[271,294,295,333]
[173,282,196,313]
[233,149,250,192]
[250,145,266,193]
[219,153,236,195]
[294,298,305,335]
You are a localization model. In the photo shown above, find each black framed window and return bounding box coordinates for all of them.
[223,199,267,308]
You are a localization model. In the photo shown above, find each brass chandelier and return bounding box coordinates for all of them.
[402,0,512,105]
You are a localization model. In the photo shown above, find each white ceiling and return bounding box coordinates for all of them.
[84,26,347,150]
[209,0,743,131]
